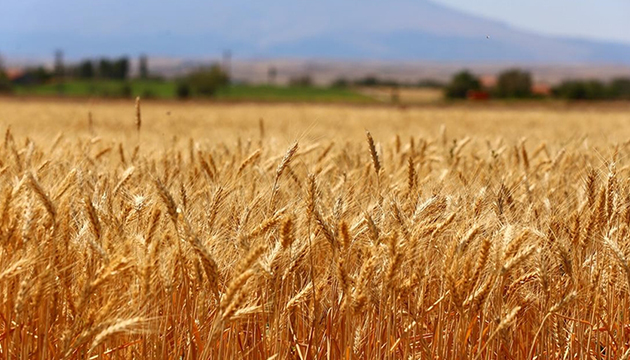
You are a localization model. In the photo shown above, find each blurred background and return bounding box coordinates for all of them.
[1,0,629,104]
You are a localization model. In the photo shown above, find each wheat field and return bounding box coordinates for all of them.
[2,98,630,359]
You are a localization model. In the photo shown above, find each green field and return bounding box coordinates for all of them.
[13,80,374,103]
[13,80,172,98]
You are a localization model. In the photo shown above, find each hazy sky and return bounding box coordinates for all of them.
[1,0,628,44]
[434,0,630,44]
[1,0,629,60]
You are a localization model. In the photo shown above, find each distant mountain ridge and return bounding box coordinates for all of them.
[2,0,630,64]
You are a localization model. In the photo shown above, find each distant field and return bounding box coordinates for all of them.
[2,97,627,144]
[12,80,375,103]
[3,98,630,358]
[13,80,175,98]
[358,86,444,104]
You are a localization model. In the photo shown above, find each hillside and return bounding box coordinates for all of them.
[1,0,630,64]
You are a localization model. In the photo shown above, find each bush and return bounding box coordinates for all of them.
[354,76,399,87]
[120,83,133,98]
[609,78,630,100]
[77,60,95,79]
[289,75,313,87]
[0,70,12,93]
[495,69,532,98]
[55,83,66,96]
[176,82,191,99]
[553,80,607,100]
[185,64,230,97]
[141,89,156,99]
[331,78,349,88]
[354,76,379,87]
[19,67,53,85]
[444,70,480,99]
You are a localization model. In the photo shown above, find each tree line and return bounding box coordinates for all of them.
[0,51,231,98]
[73,58,131,79]
[45,57,134,81]
[2,54,629,101]
[445,69,630,100]
[553,78,630,100]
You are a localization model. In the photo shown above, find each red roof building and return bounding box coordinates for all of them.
[5,68,25,82]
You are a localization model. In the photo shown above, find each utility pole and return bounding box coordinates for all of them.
[54,49,65,95]
[268,66,277,85]
[139,54,149,79]
[54,49,64,79]
[222,49,232,79]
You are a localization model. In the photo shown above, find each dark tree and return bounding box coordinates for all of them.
[112,57,129,80]
[176,82,191,99]
[553,80,608,100]
[99,59,113,78]
[444,70,481,99]
[0,69,11,93]
[78,60,95,79]
[0,54,11,92]
[355,76,380,87]
[610,78,630,99]
[25,67,53,84]
[97,57,129,79]
[495,69,532,98]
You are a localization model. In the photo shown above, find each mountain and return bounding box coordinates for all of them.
[2,0,630,64]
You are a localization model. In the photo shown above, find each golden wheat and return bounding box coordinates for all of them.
[2,98,630,358]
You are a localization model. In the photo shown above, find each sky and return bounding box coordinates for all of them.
[1,0,629,61]
[433,0,630,44]
[1,1,629,44]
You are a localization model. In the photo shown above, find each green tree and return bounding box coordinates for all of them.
[445,70,480,99]
[99,59,113,79]
[355,76,379,87]
[186,64,230,96]
[112,57,129,80]
[495,69,532,98]
[97,57,129,80]
[609,78,630,99]
[0,55,11,92]
[78,60,95,79]
[553,80,607,100]
[176,82,191,99]
[0,69,11,93]
[34,67,53,83]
